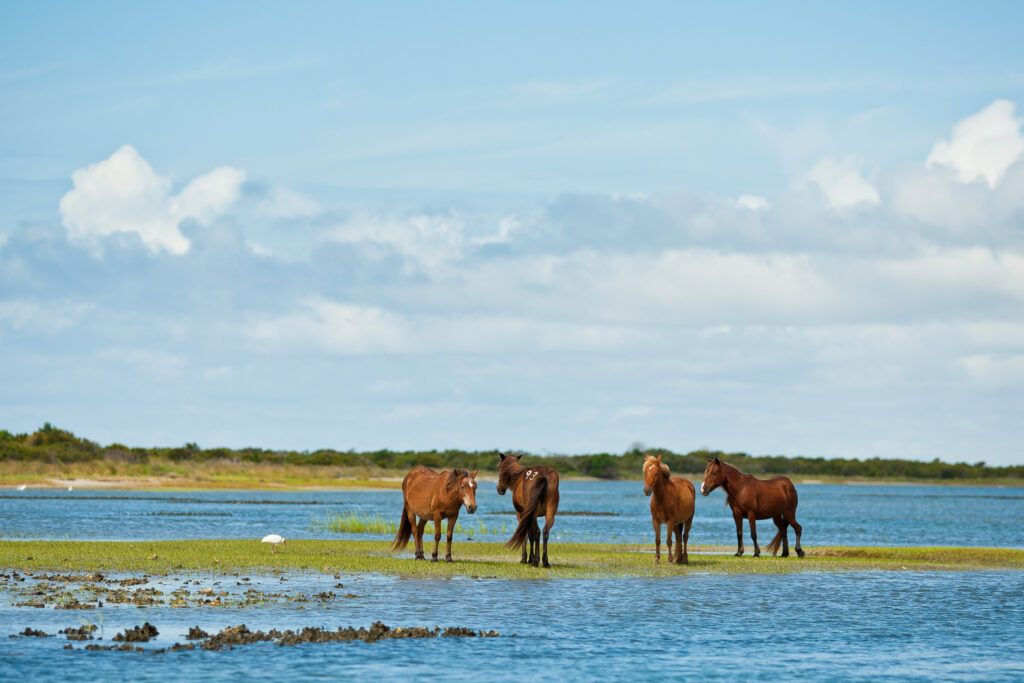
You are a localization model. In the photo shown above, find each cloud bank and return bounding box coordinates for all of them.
[3,100,1023,462]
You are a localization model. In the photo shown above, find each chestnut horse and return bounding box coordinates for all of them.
[496,452,560,568]
[392,466,478,562]
[700,456,804,558]
[643,454,695,564]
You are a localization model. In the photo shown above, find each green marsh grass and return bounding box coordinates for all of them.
[1,540,1021,579]
[309,510,506,537]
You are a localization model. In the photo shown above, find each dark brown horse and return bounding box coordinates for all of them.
[496,452,560,568]
[700,456,804,558]
[643,454,695,564]
[392,466,478,562]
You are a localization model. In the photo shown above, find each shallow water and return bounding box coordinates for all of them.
[2,482,1023,679]
[1,570,1021,680]
[1,482,1021,548]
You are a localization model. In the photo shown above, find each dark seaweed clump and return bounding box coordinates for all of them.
[52,622,500,652]
[113,623,159,642]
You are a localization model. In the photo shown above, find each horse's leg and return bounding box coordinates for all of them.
[430,511,443,562]
[541,509,554,568]
[414,518,427,560]
[786,512,805,558]
[773,515,789,557]
[680,518,691,565]
[748,513,760,557]
[530,518,541,567]
[653,518,661,564]
[445,513,457,563]
[733,511,744,557]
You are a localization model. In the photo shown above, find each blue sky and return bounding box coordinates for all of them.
[2,2,1023,464]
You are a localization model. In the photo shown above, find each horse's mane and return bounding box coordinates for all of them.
[643,455,671,479]
[497,454,527,486]
[445,468,470,489]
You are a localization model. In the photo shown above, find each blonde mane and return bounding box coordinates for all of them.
[643,454,671,478]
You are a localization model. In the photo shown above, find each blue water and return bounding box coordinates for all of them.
[2,482,1022,680]
[1,481,1022,548]
[0,571,1021,680]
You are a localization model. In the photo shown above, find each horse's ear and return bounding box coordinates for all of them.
[705,457,713,463]
[655,455,662,464]
[470,470,478,479]
[499,452,506,461]
[713,456,721,463]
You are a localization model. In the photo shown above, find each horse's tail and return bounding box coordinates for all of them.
[764,529,783,556]
[507,477,547,550]
[392,504,413,551]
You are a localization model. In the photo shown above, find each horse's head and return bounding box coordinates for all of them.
[642,454,669,496]
[496,452,521,495]
[448,469,479,514]
[700,456,724,496]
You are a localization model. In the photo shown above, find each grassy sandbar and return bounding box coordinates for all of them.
[2,540,1021,579]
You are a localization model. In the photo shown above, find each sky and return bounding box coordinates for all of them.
[1,2,1023,464]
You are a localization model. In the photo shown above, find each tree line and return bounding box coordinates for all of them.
[1,423,1021,482]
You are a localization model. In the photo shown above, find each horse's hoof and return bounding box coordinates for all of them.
[519,559,528,564]
[781,551,789,558]
[431,556,438,563]
[445,556,453,563]
[414,555,425,561]
[677,556,687,565]
[734,551,743,557]
[797,549,805,558]
[753,552,760,558]
[542,561,550,569]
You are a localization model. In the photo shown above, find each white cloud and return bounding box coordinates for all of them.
[323,213,467,274]
[806,156,880,209]
[926,99,1024,188]
[59,145,245,254]
[246,297,653,356]
[0,299,93,333]
[257,186,321,219]
[735,194,770,210]
[958,353,1024,387]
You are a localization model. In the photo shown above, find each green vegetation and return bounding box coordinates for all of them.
[309,510,507,537]
[1,540,1021,578]
[1,423,1021,488]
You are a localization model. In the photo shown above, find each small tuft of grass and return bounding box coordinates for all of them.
[309,511,505,537]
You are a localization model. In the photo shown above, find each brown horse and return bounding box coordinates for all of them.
[496,452,560,568]
[392,466,478,562]
[643,454,695,564]
[700,456,804,558]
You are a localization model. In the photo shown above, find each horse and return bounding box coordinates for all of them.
[392,466,478,562]
[496,452,560,568]
[700,456,804,558]
[643,454,695,564]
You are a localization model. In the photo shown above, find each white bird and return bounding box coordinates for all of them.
[17,485,27,491]
[67,485,73,491]
[261,534,286,553]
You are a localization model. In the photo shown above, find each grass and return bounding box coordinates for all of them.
[0,461,404,490]
[1,540,1021,579]
[309,510,506,537]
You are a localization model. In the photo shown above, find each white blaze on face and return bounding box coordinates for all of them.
[700,483,706,495]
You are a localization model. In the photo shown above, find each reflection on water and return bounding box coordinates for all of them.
[0,571,1021,680]
[1,482,1022,547]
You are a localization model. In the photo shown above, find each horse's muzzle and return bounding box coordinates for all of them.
[643,487,652,496]
[496,486,505,495]
[700,483,709,496]
[466,504,477,514]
